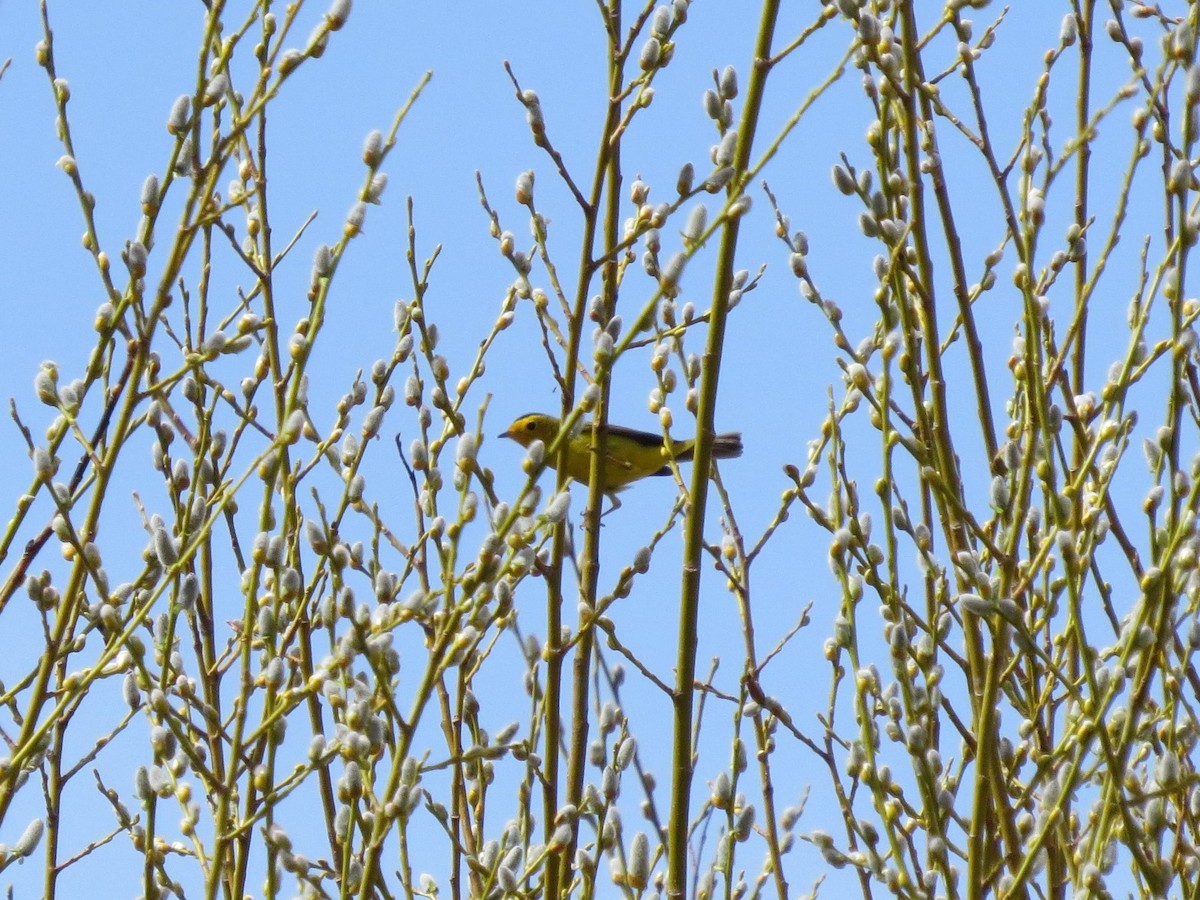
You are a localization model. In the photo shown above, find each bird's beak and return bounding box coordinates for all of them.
[498,428,514,440]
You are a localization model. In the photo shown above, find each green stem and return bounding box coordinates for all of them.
[667,2,780,896]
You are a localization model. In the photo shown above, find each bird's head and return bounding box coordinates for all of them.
[499,413,560,449]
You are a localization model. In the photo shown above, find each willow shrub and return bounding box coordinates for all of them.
[2,2,1198,899]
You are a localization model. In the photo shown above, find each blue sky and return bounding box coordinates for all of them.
[0,2,1174,897]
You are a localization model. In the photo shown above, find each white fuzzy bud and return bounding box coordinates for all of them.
[327,0,352,29]
[362,130,384,166]
[545,491,572,523]
[167,95,190,134]
[661,252,687,291]
[683,204,707,244]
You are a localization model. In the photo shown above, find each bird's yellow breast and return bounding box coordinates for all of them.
[558,429,686,490]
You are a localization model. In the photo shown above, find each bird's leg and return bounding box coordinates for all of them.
[600,492,623,518]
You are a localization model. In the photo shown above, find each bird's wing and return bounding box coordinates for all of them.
[602,422,665,449]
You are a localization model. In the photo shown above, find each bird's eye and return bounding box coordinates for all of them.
[525,421,536,431]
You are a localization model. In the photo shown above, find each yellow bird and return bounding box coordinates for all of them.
[499,412,742,512]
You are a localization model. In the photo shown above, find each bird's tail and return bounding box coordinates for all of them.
[673,432,743,462]
[712,431,743,460]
